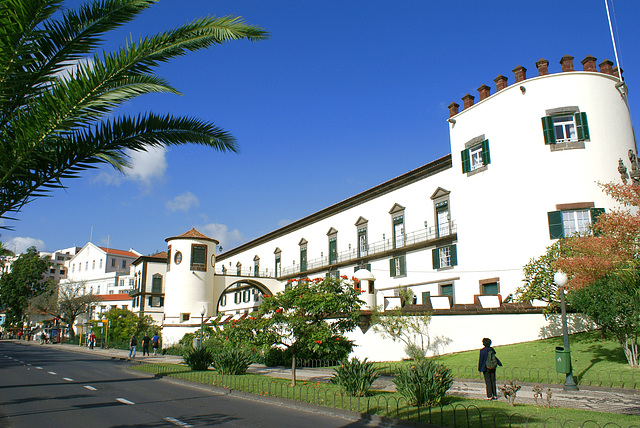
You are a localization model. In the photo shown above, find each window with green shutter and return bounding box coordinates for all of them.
[300,246,307,272]
[547,207,604,239]
[190,244,207,271]
[389,255,406,277]
[461,140,490,174]
[151,275,162,294]
[432,245,457,269]
[542,112,589,144]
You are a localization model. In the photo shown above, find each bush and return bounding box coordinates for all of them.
[330,357,379,397]
[183,346,214,371]
[163,344,187,356]
[211,348,253,375]
[259,346,292,367]
[393,359,453,406]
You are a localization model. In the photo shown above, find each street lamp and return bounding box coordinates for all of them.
[554,270,579,391]
[200,306,206,349]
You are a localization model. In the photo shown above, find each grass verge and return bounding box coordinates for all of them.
[132,362,639,427]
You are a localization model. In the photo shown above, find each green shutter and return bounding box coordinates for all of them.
[542,116,556,144]
[590,207,605,236]
[461,148,470,173]
[450,244,457,266]
[421,291,430,305]
[389,258,396,277]
[432,248,440,269]
[575,112,590,141]
[399,255,406,275]
[481,140,491,165]
[548,211,564,239]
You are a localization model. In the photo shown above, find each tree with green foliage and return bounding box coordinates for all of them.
[515,241,566,314]
[568,263,640,367]
[247,276,363,386]
[91,307,156,347]
[0,246,51,325]
[0,0,268,227]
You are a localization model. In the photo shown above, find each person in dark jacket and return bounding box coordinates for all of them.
[141,333,150,356]
[478,337,502,400]
[128,335,138,359]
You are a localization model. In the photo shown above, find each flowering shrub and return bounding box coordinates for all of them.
[329,357,379,397]
[211,348,253,375]
[393,359,453,406]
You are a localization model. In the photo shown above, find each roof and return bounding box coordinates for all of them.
[99,247,139,258]
[96,293,131,302]
[132,251,168,266]
[165,228,219,244]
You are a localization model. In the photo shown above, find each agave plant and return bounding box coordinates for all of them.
[0,0,268,226]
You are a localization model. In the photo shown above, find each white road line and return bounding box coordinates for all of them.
[63,377,73,382]
[35,367,43,370]
[116,398,135,405]
[47,371,57,375]
[164,417,193,427]
[83,386,97,391]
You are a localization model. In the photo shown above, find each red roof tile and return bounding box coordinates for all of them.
[165,228,218,244]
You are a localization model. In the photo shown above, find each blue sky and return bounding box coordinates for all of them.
[3,0,639,255]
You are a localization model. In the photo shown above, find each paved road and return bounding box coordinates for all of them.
[0,341,411,427]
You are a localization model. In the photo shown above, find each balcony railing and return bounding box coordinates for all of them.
[214,221,456,279]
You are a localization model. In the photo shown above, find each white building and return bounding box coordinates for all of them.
[63,242,141,296]
[59,54,637,358]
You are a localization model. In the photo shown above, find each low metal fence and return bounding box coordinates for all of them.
[132,362,640,428]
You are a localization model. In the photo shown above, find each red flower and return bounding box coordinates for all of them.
[275,308,283,313]
[314,340,322,344]
[340,275,348,279]
[335,337,340,341]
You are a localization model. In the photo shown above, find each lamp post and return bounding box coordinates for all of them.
[199,306,206,349]
[554,271,579,391]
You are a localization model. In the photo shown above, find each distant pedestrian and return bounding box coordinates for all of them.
[40,332,46,344]
[478,337,502,400]
[152,333,160,355]
[89,332,96,349]
[128,335,138,359]
[141,334,150,356]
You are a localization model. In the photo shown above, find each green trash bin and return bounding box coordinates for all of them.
[555,346,571,374]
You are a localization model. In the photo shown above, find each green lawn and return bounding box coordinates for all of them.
[132,362,640,427]
[371,331,639,389]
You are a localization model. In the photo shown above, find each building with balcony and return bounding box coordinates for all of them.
[161,54,634,357]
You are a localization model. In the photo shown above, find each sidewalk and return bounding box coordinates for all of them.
[14,340,640,415]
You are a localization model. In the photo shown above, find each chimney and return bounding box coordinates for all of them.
[477,84,491,101]
[447,102,459,118]
[512,65,527,83]
[612,66,622,79]
[535,58,549,76]
[599,59,614,75]
[462,93,475,109]
[560,55,574,72]
[581,55,597,72]
[494,74,508,91]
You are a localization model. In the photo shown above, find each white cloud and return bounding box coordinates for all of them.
[166,191,200,213]
[94,147,168,187]
[6,237,45,254]
[124,147,168,185]
[199,223,244,251]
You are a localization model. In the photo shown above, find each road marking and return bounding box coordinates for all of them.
[47,371,57,375]
[164,417,193,427]
[116,398,135,405]
[84,386,97,391]
[63,377,73,382]
[35,367,43,370]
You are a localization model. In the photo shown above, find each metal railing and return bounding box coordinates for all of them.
[132,361,639,428]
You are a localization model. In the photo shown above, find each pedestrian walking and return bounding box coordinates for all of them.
[141,333,150,356]
[128,334,138,359]
[478,337,502,400]
[152,332,160,355]
[89,332,96,349]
